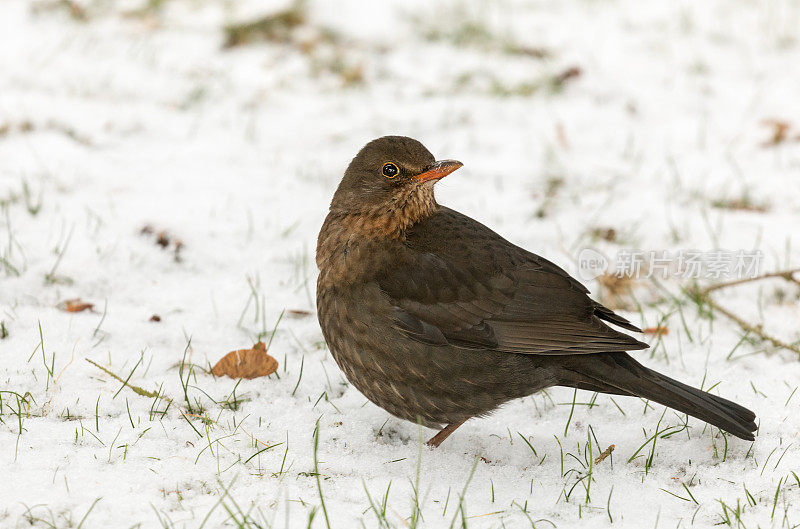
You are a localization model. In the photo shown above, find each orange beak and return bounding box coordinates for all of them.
[413,160,463,183]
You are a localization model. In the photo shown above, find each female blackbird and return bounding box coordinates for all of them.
[316,136,757,447]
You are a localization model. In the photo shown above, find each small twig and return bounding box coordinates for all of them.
[691,268,800,357]
[702,297,800,356]
[85,359,164,399]
[700,268,800,294]
[594,444,615,465]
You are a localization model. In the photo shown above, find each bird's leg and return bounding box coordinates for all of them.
[425,419,467,448]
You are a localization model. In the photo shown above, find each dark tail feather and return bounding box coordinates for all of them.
[558,353,757,441]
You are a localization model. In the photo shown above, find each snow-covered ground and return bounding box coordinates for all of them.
[2,0,800,527]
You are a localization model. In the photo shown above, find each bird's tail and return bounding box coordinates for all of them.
[556,353,757,441]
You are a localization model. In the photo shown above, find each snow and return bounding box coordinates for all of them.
[1,0,799,527]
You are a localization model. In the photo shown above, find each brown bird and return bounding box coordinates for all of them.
[316,136,757,448]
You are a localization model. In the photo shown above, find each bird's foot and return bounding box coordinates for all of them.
[425,420,467,448]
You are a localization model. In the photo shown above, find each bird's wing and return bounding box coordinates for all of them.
[377,207,648,355]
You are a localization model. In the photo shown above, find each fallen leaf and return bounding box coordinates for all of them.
[287,309,313,318]
[594,444,615,464]
[552,66,582,88]
[156,231,170,248]
[761,119,791,146]
[212,342,278,379]
[59,299,94,313]
[223,3,306,48]
[596,273,636,311]
[140,225,185,262]
[642,326,669,336]
[590,226,617,242]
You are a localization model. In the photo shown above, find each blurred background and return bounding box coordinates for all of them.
[1,0,799,527]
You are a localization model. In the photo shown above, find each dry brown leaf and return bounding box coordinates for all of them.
[139,225,185,262]
[552,66,582,87]
[212,341,278,379]
[589,226,617,242]
[596,273,636,311]
[642,326,669,336]
[59,299,94,313]
[287,309,313,318]
[594,444,615,464]
[761,119,791,146]
[156,231,170,247]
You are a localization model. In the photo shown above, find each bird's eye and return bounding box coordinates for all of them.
[382,163,399,178]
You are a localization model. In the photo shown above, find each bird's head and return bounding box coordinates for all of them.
[329,136,462,231]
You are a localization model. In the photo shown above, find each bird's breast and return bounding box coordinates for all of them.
[316,280,402,383]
